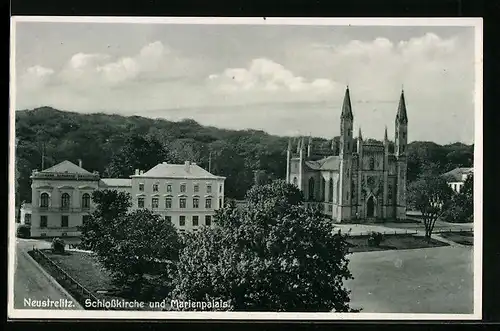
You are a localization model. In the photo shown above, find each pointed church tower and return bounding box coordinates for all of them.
[307,136,313,158]
[338,86,354,222]
[382,125,390,219]
[395,89,408,220]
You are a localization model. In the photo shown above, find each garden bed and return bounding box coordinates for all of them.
[28,249,164,310]
[346,234,449,253]
[439,231,473,246]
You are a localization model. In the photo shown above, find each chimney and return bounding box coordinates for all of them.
[135,169,140,175]
[78,159,83,168]
[184,161,191,172]
[139,170,144,175]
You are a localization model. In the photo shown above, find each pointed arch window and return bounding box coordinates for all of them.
[369,157,375,170]
[40,193,49,208]
[322,178,327,201]
[308,177,315,200]
[328,178,334,201]
[82,193,91,209]
[61,193,71,209]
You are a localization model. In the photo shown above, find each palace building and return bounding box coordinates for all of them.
[20,160,225,237]
[285,87,409,223]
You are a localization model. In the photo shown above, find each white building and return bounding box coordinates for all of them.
[442,167,473,193]
[130,161,225,234]
[20,160,225,237]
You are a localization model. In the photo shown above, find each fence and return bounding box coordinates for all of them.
[347,227,473,237]
[31,247,107,310]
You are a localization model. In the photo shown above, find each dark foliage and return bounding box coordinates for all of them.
[78,189,182,301]
[15,108,472,203]
[367,232,385,247]
[171,180,354,312]
[51,238,66,254]
[16,224,31,238]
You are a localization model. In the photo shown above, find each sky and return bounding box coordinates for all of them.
[13,20,478,144]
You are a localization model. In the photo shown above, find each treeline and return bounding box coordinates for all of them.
[15,107,473,203]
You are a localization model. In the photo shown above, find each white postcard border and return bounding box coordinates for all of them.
[8,16,483,321]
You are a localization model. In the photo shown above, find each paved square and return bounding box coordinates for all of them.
[346,246,474,313]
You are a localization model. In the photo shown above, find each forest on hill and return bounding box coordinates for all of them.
[15,107,474,204]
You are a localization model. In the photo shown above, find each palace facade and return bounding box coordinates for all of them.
[20,160,225,237]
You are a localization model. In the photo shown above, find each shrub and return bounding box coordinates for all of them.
[51,238,66,254]
[441,204,470,223]
[16,225,31,238]
[367,232,384,247]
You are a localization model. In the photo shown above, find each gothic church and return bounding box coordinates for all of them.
[285,87,408,223]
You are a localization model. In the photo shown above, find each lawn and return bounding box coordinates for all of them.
[29,249,163,310]
[346,234,448,253]
[346,246,474,314]
[440,231,474,246]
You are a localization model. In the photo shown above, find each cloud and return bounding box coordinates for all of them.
[19,65,55,90]
[208,58,338,94]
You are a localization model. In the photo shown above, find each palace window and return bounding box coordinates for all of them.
[205,198,212,209]
[193,197,199,208]
[138,197,145,208]
[180,184,186,193]
[61,193,71,209]
[139,183,144,191]
[165,197,172,209]
[40,193,49,208]
[24,214,31,225]
[165,215,172,223]
[82,193,91,209]
[192,216,199,226]
[82,215,90,225]
[152,197,159,209]
[205,215,212,226]
[194,184,199,193]
[166,184,172,193]
[153,184,159,192]
[40,215,47,228]
[180,197,187,209]
[61,215,69,228]
[207,185,212,193]
[219,184,223,193]
[179,216,186,226]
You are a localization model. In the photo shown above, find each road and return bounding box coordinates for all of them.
[13,239,82,310]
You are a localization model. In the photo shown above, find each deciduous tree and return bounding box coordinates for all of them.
[408,174,454,239]
[171,180,354,312]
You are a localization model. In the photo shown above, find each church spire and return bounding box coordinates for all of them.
[384,125,388,141]
[396,89,408,124]
[341,86,353,120]
[287,138,292,151]
[358,127,363,141]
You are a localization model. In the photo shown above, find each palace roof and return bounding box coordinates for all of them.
[41,160,92,174]
[132,162,225,180]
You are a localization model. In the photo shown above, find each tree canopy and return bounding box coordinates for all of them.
[15,107,473,204]
[171,180,353,312]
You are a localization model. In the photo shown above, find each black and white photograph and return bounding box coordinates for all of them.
[8,17,482,320]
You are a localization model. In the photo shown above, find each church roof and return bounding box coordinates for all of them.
[41,160,92,174]
[305,155,341,171]
[396,90,408,124]
[341,86,354,120]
